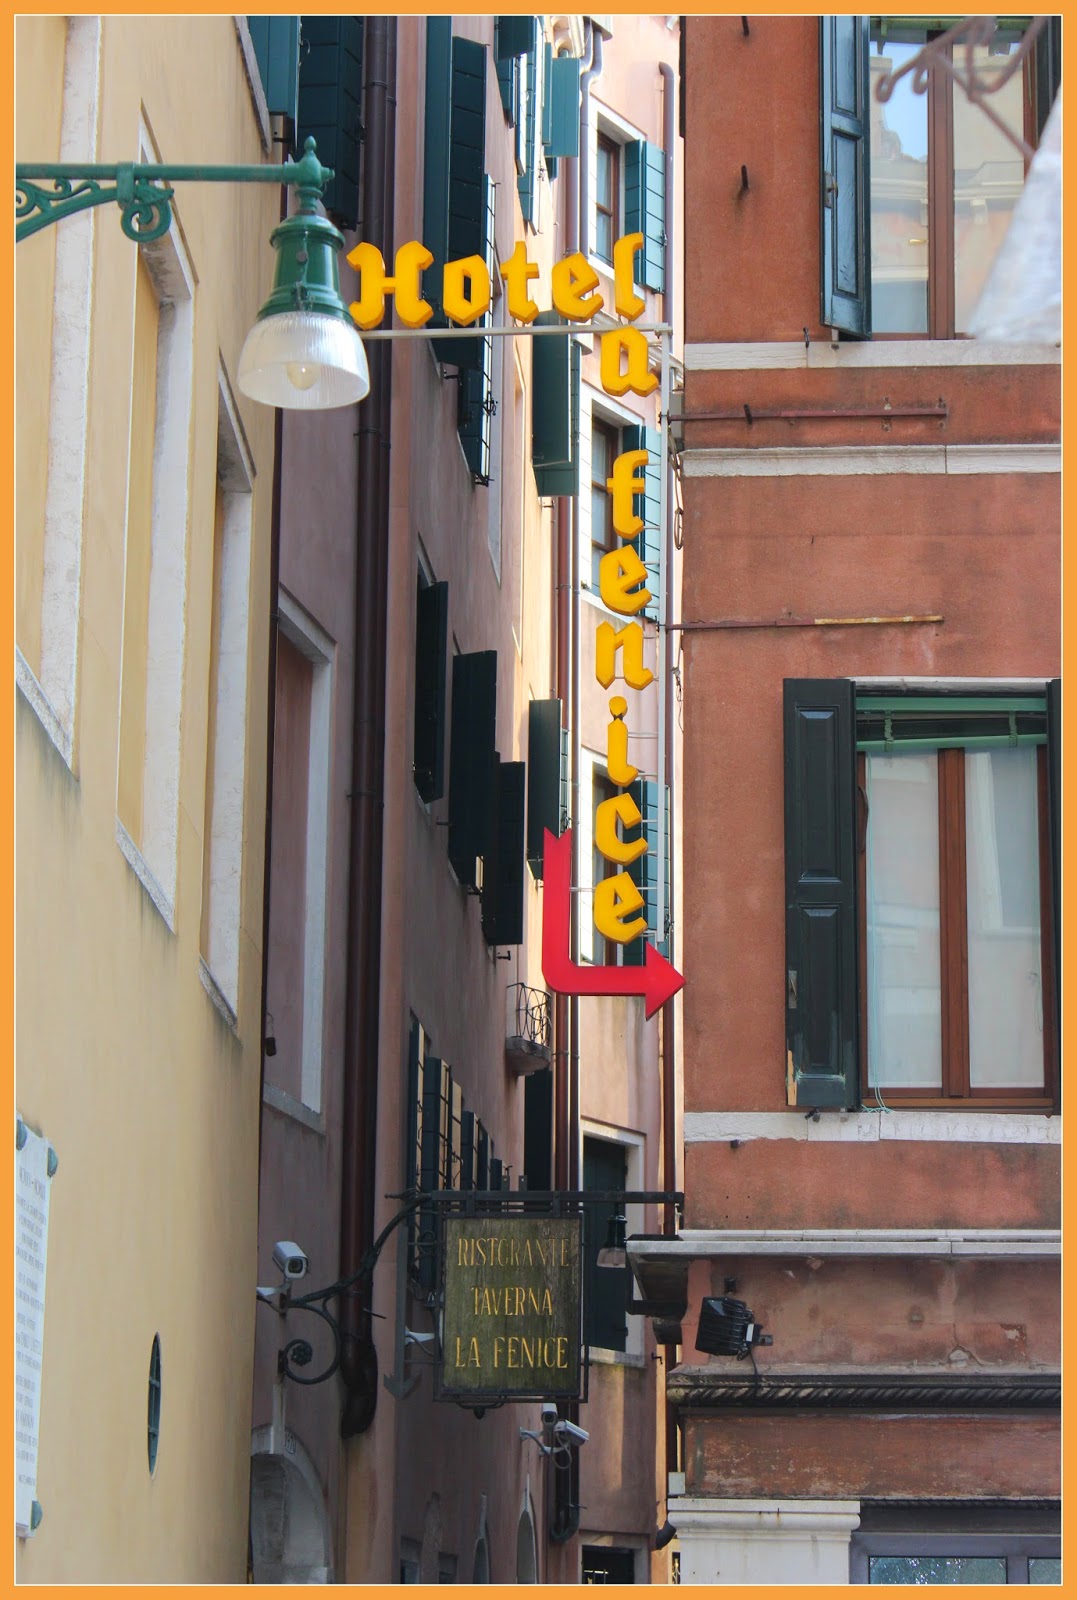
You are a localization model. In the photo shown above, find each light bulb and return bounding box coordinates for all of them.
[285,361,319,391]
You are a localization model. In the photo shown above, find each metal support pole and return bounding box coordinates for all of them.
[656,329,671,954]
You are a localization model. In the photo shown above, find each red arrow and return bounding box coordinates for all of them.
[541,827,684,1020]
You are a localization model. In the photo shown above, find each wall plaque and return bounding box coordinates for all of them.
[438,1215,583,1402]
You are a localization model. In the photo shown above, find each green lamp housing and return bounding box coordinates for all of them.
[238,141,369,410]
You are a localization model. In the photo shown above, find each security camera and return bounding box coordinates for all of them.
[540,1404,559,1429]
[272,1241,309,1281]
[553,1419,589,1446]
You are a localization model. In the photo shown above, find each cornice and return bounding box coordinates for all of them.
[668,1366,1061,1412]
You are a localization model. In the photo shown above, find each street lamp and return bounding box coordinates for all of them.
[15,137,368,410]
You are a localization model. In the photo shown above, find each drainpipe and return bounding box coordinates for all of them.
[658,59,678,1241]
[658,53,680,1487]
[339,13,397,1438]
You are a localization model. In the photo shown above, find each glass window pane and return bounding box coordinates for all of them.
[966,747,1044,1088]
[866,752,942,1090]
[869,33,929,333]
[1029,1559,1062,1584]
[953,37,1027,332]
[596,209,613,264]
[870,1555,1007,1584]
[596,142,613,208]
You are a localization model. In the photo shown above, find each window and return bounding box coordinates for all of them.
[413,574,448,803]
[820,17,1060,339]
[582,1546,639,1584]
[590,418,620,589]
[595,134,620,263]
[582,1136,630,1352]
[200,371,254,1024]
[784,681,1060,1111]
[851,1529,1061,1584]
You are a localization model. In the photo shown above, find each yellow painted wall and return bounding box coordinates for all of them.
[16,17,276,1581]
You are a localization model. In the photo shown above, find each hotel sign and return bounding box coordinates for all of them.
[438,1215,583,1402]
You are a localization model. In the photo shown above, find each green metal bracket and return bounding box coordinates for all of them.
[15,136,333,244]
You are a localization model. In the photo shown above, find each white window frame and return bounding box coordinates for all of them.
[16,17,102,770]
[199,362,255,1026]
[270,590,334,1116]
[589,103,647,264]
[115,116,195,929]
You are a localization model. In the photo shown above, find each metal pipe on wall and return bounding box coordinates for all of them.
[339,13,397,1438]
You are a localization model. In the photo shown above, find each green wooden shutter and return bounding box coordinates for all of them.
[1035,18,1062,139]
[546,54,580,158]
[496,14,535,57]
[624,139,666,292]
[622,422,662,624]
[448,651,498,888]
[459,1108,476,1190]
[248,16,301,124]
[419,1054,443,1287]
[405,1017,422,1270]
[423,17,453,322]
[820,16,871,337]
[541,41,554,148]
[532,315,581,496]
[524,1068,553,1191]
[494,16,523,121]
[297,16,363,228]
[784,678,860,1110]
[476,1122,490,1188]
[517,18,544,227]
[624,780,669,966]
[527,698,564,879]
[434,39,490,370]
[413,579,448,802]
[489,1155,504,1191]
[582,1138,629,1352]
[482,759,526,946]
[455,178,497,462]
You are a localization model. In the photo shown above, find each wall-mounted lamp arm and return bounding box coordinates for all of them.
[15,137,333,243]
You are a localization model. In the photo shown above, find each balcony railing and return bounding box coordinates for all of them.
[505,983,552,1075]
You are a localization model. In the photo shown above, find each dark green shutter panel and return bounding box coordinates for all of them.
[1047,677,1060,1067]
[448,651,498,889]
[583,1139,629,1351]
[418,1054,443,1287]
[541,42,554,147]
[532,315,581,496]
[248,16,300,124]
[546,54,580,158]
[476,1123,490,1188]
[624,780,669,966]
[624,139,666,292]
[527,698,564,878]
[622,423,662,623]
[524,1068,553,1191]
[457,333,494,478]
[460,1108,476,1191]
[783,678,859,1110]
[494,17,521,121]
[819,16,871,337]
[434,40,490,370]
[296,17,363,228]
[517,19,543,226]
[413,579,448,802]
[405,1018,422,1268]
[489,1155,504,1191]
[496,14,536,57]
[482,759,526,946]
[422,17,453,322]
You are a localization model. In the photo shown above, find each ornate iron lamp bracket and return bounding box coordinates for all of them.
[15,137,333,243]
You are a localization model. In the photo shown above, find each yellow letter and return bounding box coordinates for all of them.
[442,254,491,325]
[551,250,603,321]
[598,546,651,616]
[594,871,647,943]
[608,448,648,540]
[613,232,646,320]
[600,327,659,397]
[500,239,540,323]
[595,793,647,866]
[346,239,434,329]
[596,620,653,690]
[607,697,638,786]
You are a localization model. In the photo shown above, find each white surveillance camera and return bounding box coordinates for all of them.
[540,1404,559,1428]
[554,1419,589,1446]
[272,1241,310,1281]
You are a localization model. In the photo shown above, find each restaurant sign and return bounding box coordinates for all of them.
[438,1215,584,1402]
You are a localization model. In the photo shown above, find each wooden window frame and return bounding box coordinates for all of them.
[857,744,1057,1109]
[590,417,620,589]
[595,133,620,264]
[870,20,1038,340]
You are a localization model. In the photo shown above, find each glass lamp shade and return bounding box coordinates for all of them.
[238,309,370,410]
